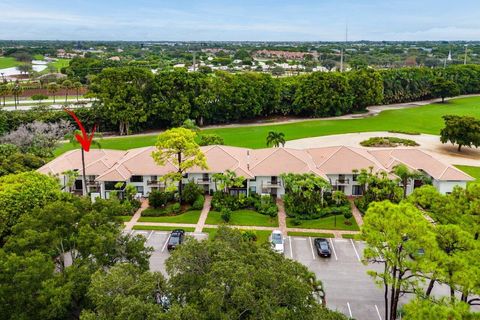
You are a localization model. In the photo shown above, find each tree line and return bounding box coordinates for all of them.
[1,64,480,135]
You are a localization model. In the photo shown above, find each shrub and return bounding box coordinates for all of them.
[343,210,353,225]
[241,230,257,242]
[255,195,278,217]
[166,203,181,215]
[360,137,419,148]
[221,208,232,223]
[182,181,204,205]
[149,190,173,208]
[292,217,302,226]
[199,134,224,146]
[191,195,205,210]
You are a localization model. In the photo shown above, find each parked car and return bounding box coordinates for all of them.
[270,230,284,254]
[314,238,331,258]
[167,229,185,251]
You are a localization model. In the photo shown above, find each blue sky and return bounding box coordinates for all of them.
[2,0,480,41]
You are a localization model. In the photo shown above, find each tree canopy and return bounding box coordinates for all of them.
[440,115,480,151]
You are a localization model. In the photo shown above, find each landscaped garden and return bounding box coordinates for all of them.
[287,231,335,238]
[54,96,480,155]
[133,225,195,232]
[205,209,278,227]
[360,136,419,147]
[282,173,358,231]
[203,227,272,244]
[140,180,205,224]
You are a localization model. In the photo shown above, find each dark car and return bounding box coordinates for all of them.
[314,238,331,258]
[167,229,185,251]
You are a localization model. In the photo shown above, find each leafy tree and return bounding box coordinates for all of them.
[266,131,286,147]
[1,120,72,157]
[62,79,73,104]
[81,263,167,320]
[211,169,245,193]
[432,77,461,103]
[181,118,199,132]
[152,128,207,203]
[362,201,436,320]
[402,297,475,320]
[0,171,61,242]
[0,144,45,177]
[91,67,153,135]
[271,66,285,76]
[198,133,224,146]
[47,82,59,103]
[322,59,337,71]
[391,164,424,199]
[165,226,346,320]
[348,69,383,112]
[31,94,48,105]
[67,129,102,196]
[73,81,82,101]
[440,115,480,151]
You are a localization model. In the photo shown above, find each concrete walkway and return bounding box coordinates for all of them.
[349,199,364,227]
[194,196,212,233]
[276,198,287,235]
[124,198,149,231]
[125,197,362,238]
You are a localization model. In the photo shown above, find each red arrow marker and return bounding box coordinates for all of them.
[64,108,96,152]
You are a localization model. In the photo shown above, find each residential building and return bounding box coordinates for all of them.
[38,145,473,199]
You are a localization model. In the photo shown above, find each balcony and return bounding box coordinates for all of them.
[195,178,211,184]
[262,181,282,188]
[86,180,98,186]
[147,180,164,186]
[334,178,350,185]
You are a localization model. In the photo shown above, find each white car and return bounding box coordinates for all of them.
[270,230,284,254]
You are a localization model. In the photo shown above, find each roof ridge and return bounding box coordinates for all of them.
[314,146,343,167]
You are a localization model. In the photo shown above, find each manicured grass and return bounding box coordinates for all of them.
[48,59,70,72]
[455,165,480,184]
[202,227,271,244]
[132,225,195,232]
[205,209,278,227]
[286,215,359,231]
[33,54,44,60]
[0,57,21,69]
[117,215,133,222]
[341,234,361,239]
[53,96,480,156]
[138,210,201,224]
[287,231,335,238]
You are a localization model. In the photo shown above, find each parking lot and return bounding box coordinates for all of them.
[285,237,385,320]
[130,230,461,320]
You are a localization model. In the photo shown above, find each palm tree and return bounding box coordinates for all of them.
[0,82,8,107]
[391,164,423,199]
[266,131,286,148]
[48,82,59,103]
[67,130,102,196]
[62,80,73,104]
[9,82,23,110]
[73,81,82,101]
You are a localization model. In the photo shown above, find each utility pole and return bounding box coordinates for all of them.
[464,44,468,65]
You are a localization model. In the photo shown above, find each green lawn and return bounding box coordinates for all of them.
[341,234,362,240]
[33,54,44,60]
[0,57,21,69]
[455,165,480,184]
[133,225,195,232]
[138,210,201,224]
[287,231,335,238]
[48,58,70,72]
[205,209,278,227]
[202,227,271,244]
[53,96,480,156]
[117,215,133,222]
[286,215,360,231]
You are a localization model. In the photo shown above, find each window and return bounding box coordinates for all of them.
[131,175,143,182]
[352,185,362,196]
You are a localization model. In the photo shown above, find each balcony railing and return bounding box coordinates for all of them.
[195,178,211,184]
[262,181,282,188]
[335,178,350,185]
[86,180,98,186]
[147,180,164,186]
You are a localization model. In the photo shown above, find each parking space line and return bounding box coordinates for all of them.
[347,302,352,318]
[161,235,171,252]
[328,238,338,260]
[289,236,293,258]
[375,305,382,320]
[308,237,316,260]
[146,230,153,240]
[350,239,361,262]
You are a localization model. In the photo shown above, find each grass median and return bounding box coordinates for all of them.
[138,209,201,224]
[205,209,278,227]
